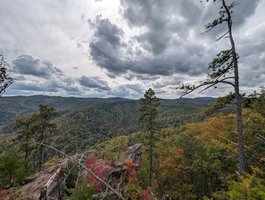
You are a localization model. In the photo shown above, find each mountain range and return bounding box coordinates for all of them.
[0,95,215,153]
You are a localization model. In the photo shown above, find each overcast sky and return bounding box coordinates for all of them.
[0,0,264,99]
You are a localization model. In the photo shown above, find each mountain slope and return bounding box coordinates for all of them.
[0,96,214,152]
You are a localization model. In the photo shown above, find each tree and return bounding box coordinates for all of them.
[139,88,160,185]
[229,169,265,200]
[68,179,95,200]
[16,114,38,175]
[177,0,246,175]
[0,149,23,186]
[0,55,13,96]
[249,87,265,118]
[33,104,58,170]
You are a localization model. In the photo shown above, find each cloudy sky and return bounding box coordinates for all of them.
[0,0,264,99]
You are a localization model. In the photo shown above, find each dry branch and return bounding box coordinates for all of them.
[35,141,126,200]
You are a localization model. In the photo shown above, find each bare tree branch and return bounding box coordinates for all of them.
[34,140,126,200]
[216,31,229,41]
[179,77,235,98]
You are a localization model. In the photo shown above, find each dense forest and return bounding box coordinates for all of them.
[0,89,264,199]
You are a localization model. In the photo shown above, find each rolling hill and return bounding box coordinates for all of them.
[0,95,214,153]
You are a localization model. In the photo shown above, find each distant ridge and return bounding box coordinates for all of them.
[0,96,215,144]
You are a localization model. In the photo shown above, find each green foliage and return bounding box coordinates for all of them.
[0,96,213,153]
[33,104,58,170]
[0,149,24,186]
[124,184,141,200]
[229,169,265,200]
[139,88,160,127]
[137,149,150,188]
[68,179,95,200]
[203,92,235,115]
[208,49,234,79]
[93,136,128,162]
[10,104,59,173]
[2,91,264,199]
[139,88,160,185]
[140,109,264,199]
[81,107,264,199]
[249,87,265,118]
[15,115,36,175]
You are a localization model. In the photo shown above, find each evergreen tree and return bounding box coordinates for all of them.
[178,0,246,175]
[139,88,160,185]
[249,87,265,118]
[16,114,38,175]
[0,149,23,186]
[33,104,58,170]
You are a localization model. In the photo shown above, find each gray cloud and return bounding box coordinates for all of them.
[232,0,261,26]
[12,54,63,79]
[7,53,84,95]
[123,73,160,81]
[79,75,111,91]
[118,83,143,94]
[89,0,260,76]
[89,17,128,75]
[89,17,210,77]
[87,0,263,98]
[0,0,264,98]
[11,81,59,92]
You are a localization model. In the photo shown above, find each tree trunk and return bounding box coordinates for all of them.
[25,136,29,174]
[38,128,45,171]
[25,123,29,175]
[222,0,246,175]
[149,129,153,186]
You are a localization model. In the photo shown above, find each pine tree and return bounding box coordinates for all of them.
[16,114,38,175]
[0,149,23,185]
[178,0,246,176]
[33,104,58,170]
[139,88,160,185]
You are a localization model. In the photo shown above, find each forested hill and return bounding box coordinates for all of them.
[0,95,129,132]
[0,96,214,151]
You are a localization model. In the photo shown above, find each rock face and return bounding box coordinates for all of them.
[6,144,142,200]
[15,163,65,200]
[124,143,142,164]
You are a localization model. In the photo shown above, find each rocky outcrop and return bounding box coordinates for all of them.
[6,144,142,200]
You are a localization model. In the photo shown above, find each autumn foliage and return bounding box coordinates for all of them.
[124,159,138,184]
[86,155,111,192]
[141,188,155,200]
[0,189,8,200]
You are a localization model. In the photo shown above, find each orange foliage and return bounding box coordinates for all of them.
[124,159,133,169]
[142,189,155,200]
[124,159,137,184]
[86,155,111,192]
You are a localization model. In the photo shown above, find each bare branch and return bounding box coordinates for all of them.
[216,31,229,41]
[256,134,265,144]
[179,76,235,98]
[219,80,235,87]
[34,140,126,200]
[204,18,228,33]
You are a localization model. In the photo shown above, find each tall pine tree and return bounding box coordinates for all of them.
[178,0,246,176]
[16,114,38,175]
[33,105,58,170]
[139,88,160,185]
